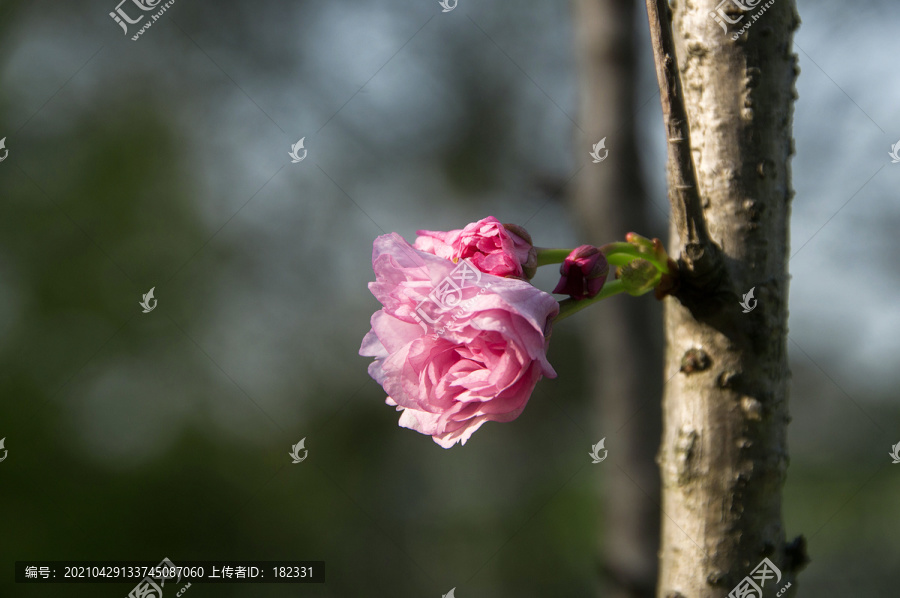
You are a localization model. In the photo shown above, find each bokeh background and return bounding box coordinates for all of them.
[1,0,898,596]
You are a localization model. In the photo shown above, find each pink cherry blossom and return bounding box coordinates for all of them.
[360,232,558,448]
[414,216,537,279]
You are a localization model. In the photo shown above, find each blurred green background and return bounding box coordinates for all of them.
[1,0,899,596]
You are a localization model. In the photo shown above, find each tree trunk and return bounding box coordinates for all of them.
[646,1,807,597]
[572,2,662,597]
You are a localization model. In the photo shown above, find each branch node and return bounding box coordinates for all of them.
[680,348,711,374]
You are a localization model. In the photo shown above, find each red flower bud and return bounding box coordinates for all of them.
[552,245,609,300]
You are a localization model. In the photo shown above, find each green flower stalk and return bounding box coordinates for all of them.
[540,232,677,323]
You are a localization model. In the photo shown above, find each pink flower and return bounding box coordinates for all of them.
[414,216,537,279]
[552,245,609,300]
[360,232,558,448]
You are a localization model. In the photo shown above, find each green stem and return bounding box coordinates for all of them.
[553,279,627,323]
[600,243,669,273]
[535,247,573,267]
[536,243,670,275]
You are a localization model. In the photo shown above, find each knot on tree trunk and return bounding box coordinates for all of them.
[671,241,732,318]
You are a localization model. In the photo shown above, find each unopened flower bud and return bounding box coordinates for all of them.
[552,245,609,300]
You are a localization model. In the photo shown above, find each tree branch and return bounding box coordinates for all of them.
[644,0,725,297]
[653,0,801,593]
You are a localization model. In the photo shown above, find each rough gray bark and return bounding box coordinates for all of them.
[644,0,807,596]
[571,2,662,596]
